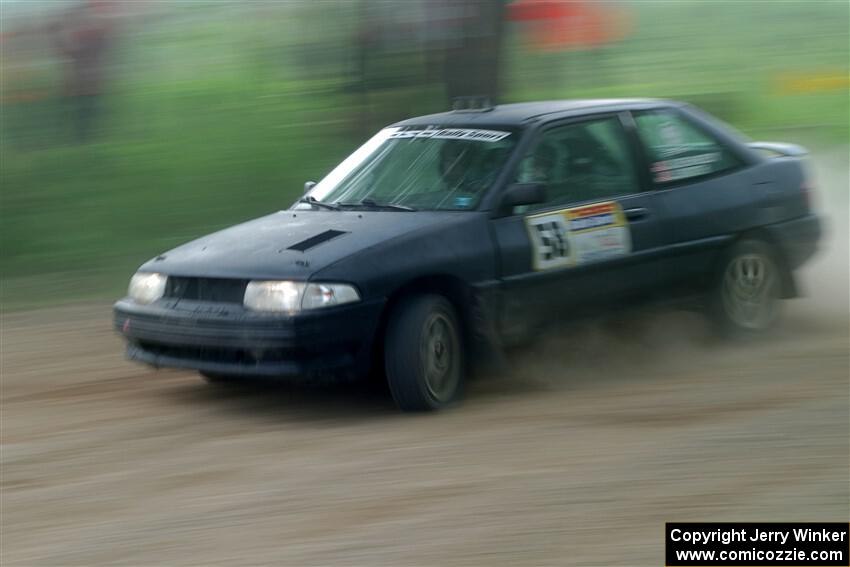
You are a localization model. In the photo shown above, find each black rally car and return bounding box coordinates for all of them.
[114,99,821,411]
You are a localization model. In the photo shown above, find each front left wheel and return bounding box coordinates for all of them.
[384,294,464,412]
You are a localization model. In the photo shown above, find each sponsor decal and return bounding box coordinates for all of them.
[652,152,720,183]
[388,128,511,143]
[525,201,631,271]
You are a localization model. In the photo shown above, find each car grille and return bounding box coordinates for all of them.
[164,277,249,303]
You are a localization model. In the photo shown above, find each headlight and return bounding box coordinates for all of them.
[128,272,167,304]
[243,281,360,313]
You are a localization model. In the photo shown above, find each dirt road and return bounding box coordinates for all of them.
[2,151,848,566]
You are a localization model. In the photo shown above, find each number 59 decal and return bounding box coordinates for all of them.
[525,201,632,271]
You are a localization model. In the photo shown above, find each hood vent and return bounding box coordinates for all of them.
[287,229,348,252]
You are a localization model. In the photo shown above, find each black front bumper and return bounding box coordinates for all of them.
[114,298,385,378]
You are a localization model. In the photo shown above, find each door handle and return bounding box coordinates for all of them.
[624,207,650,221]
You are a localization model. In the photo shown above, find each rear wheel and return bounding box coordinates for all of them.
[384,294,464,411]
[709,239,782,336]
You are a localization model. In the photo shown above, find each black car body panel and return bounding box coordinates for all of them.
[138,210,484,282]
[114,99,822,379]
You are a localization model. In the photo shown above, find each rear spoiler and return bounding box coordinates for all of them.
[748,142,808,158]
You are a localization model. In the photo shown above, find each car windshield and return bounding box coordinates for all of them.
[300,126,518,211]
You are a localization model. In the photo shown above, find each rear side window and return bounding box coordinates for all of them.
[634,111,741,184]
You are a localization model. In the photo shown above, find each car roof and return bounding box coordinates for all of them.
[391,98,681,128]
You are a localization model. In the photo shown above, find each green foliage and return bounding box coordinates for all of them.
[1,0,847,309]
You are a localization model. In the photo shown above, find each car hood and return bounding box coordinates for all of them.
[138,210,468,280]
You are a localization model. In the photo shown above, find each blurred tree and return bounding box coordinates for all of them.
[440,0,508,105]
[348,0,508,135]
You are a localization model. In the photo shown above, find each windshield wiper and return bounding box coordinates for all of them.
[338,199,417,212]
[297,196,341,211]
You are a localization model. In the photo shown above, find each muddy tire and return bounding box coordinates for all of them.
[708,239,782,336]
[384,294,464,412]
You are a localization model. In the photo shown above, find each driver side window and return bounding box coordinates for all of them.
[514,116,639,212]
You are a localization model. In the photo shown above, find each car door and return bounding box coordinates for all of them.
[629,107,757,288]
[490,112,672,343]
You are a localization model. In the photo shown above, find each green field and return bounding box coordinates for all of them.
[1,1,847,309]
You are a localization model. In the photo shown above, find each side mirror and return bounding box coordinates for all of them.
[496,183,546,216]
[304,181,316,194]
